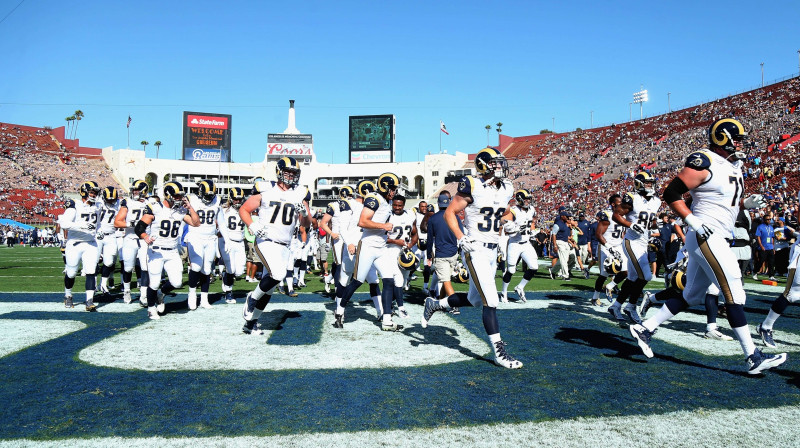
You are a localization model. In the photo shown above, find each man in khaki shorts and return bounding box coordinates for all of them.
[426,193,462,300]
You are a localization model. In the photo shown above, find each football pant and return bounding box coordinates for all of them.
[186,235,217,275]
[682,230,745,306]
[65,240,99,278]
[147,248,183,289]
[461,245,500,308]
[505,241,538,274]
[624,239,652,282]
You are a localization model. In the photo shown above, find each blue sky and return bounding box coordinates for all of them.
[1,0,798,164]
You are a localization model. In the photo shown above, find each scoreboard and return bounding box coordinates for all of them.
[348,114,395,163]
[182,111,232,162]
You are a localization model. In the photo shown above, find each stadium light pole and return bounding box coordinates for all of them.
[629,102,632,121]
[590,110,593,128]
[668,92,671,113]
[552,117,555,132]
[633,88,648,120]
[761,62,764,87]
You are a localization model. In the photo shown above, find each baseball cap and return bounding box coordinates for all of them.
[437,193,451,209]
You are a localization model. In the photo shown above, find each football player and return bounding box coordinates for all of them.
[592,194,628,306]
[96,186,120,294]
[629,118,786,374]
[608,172,662,325]
[334,173,406,331]
[421,147,522,369]
[319,186,354,294]
[386,194,418,316]
[136,181,200,319]
[500,189,538,303]
[240,157,312,334]
[335,180,383,318]
[114,180,150,305]
[412,200,431,292]
[756,190,800,349]
[185,179,221,310]
[218,187,247,304]
[57,181,101,311]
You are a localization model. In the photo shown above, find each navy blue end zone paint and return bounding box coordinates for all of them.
[0,291,799,439]
[263,310,325,346]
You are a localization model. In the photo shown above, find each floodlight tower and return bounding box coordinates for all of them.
[633,87,648,120]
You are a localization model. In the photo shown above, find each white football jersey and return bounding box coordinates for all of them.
[457,175,514,244]
[96,200,120,234]
[143,202,188,249]
[187,195,221,237]
[507,205,534,243]
[325,199,352,236]
[686,149,744,234]
[339,198,363,247]
[388,209,416,247]
[58,200,98,243]
[413,207,428,242]
[119,197,148,239]
[256,181,310,245]
[360,193,392,247]
[598,209,625,247]
[622,192,661,242]
[218,205,246,241]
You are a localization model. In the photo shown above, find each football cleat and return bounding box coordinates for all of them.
[514,285,527,303]
[148,307,160,320]
[242,292,257,321]
[582,268,590,280]
[122,290,132,304]
[199,297,213,309]
[242,319,263,335]
[623,304,642,325]
[421,297,445,328]
[639,291,654,318]
[324,280,331,294]
[592,297,603,307]
[607,305,627,325]
[757,323,777,348]
[85,300,97,312]
[493,341,523,369]
[747,349,787,375]
[449,307,460,315]
[225,291,236,304]
[499,292,509,303]
[547,267,555,279]
[629,324,655,358]
[333,313,344,329]
[64,294,74,308]
[287,289,298,298]
[395,308,409,319]
[156,291,165,314]
[705,328,734,341]
[99,285,110,295]
[381,321,404,332]
[138,292,147,307]
[187,291,198,310]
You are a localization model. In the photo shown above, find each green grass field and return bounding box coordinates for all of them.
[1,245,799,447]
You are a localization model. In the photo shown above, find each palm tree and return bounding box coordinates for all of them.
[72,110,84,139]
[495,122,503,145]
[65,116,75,138]
[154,141,162,158]
[485,125,491,146]
[141,140,149,152]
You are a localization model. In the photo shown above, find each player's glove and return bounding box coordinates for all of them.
[743,194,767,210]
[684,213,714,241]
[607,245,621,261]
[457,236,477,253]
[96,233,104,241]
[502,221,520,234]
[295,202,308,217]
[249,221,268,239]
[628,223,647,238]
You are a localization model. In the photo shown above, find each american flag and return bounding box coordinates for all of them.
[126,116,132,128]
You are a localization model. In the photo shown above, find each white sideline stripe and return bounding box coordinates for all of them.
[0,319,86,358]
[2,405,799,447]
[0,303,141,315]
[79,302,489,371]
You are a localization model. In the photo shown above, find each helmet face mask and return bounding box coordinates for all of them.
[276,157,301,188]
[515,189,532,209]
[198,180,216,205]
[131,180,149,201]
[229,187,245,209]
[163,182,186,210]
[80,181,100,204]
[709,118,748,160]
[475,148,508,180]
[634,173,656,197]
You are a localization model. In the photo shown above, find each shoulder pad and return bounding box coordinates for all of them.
[120,199,128,208]
[457,176,474,196]
[509,207,519,219]
[363,194,380,211]
[411,207,418,214]
[304,187,311,202]
[144,205,154,216]
[64,199,75,209]
[325,204,336,216]
[339,199,351,211]
[623,192,635,206]
[597,210,610,222]
[685,151,712,171]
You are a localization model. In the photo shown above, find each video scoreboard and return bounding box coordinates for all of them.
[182,111,232,162]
